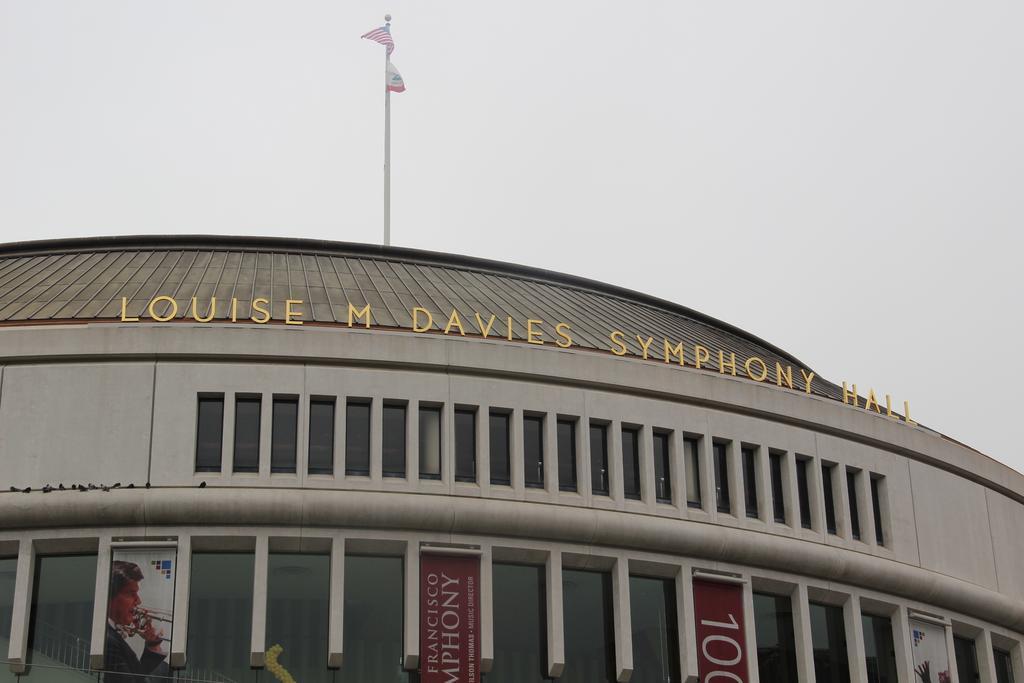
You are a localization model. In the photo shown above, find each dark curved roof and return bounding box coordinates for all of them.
[0,234,843,399]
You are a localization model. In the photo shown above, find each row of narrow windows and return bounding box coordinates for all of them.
[195,394,887,544]
[1,553,1015,683]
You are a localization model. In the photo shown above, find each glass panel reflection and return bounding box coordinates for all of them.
[346,401,371,476]
[382,403,407,478]
[557,420,577,492]
[490,564,549,682]
[621,428,641,501]
[994,649,1015,683]
[342,556,409,682]
[455,409,477,483]
[264,554,330,683]
[753,592,798,683]
[489,412,511,486]
[26,554,97,679]
[419,406,442,480]
[524,416,545,489]
[629,576,679,683]
[954,635,980,683]
[0,557,13,683]
[810,602,850,683]
[562,569,615,683]
[184,553,255,683]
[862,613,898,683]
[234,397,262,473]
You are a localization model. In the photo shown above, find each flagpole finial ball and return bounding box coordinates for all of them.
[384,14,392,22]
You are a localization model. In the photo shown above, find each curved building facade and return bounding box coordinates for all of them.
[0,235,1021,683]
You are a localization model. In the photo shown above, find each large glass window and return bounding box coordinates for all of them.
[770,452,786,524]
[622,427,641,501]
[684,437,701,508]
[822,464,838,535]
[797,457,813,529]
[714,442,731,514]
[345,400,371,476]
[810,602,850,683]
[954,635,980,683]
[629,576,680,683]
[343,555,408,681]
[524,415,545,488]
[234,395,262,473]
[557,419,578,492]
[185,553,255,683]
[590,423,609,496]
[847,469,862,541]
[753,592,798,683]
[382,403,407,478]
[653,432,672,504]
[26,555,97,678]
[196,394,224,472]
[265,553,330,683]
[489,411,511,486]
[308,397,336,475]
[862,613,898,683]
[994,649,1015,683]
[742,446,759,518]
[419,406,442,480]
[871,476,886,546]
[271,396,298,473]
[562,570,615,683]
[0,557,14,683]
[491,564,550,682]
[455,408,477,483]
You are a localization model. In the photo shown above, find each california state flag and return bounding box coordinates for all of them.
[387,62,406,93]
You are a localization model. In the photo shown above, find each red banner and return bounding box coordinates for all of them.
[420,553,480,683]
[693,578,748,683]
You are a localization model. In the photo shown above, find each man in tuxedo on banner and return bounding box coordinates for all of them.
[104,560,169,683]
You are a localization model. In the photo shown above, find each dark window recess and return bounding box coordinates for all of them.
[871,476,885,546]
[307,398,335,475]
[382,403,407,478]
[754,592,799,683]
[233,396,261,473]
[345,400,371,476]
[562,570,616,683]
[195,395,224,472]
[796,457,813,529]
[684,437,701,508]
[455,409,477,483]
[810,602,851,683]
[622,427,641,500]
[770,452,786,524]
[994,649,1014,683]
[419,406,441,480]
[847,469,861,540]
[954,636,980,683]
[822,464,838,535]
[714,443,731,513]
[653,431,671,504]
[491,564,550,682]
[490,411,511,486]
[524,415,545,488]
[742,447,759,518]
[557,420,578,492]
[270,397,298,473]
[591,423,609,496]
[862,613,899,683]
[630,576,680,683]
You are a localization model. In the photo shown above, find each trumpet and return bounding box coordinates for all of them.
[117,606,173,643]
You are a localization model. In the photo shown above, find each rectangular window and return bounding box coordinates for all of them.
[490,410,511,486]
[684,437,702,508]
[382,402,407,477]
[344,556,411,682]
[524,415,545,488]
[653,431,672,504]
[994,649,1015,683]
[770,452,786,523]
[847,469,861,541]
[27,555,96,678]
[630,575,680,683]
[822,463,838,535]
[742,446,759,518]
[307,397,335,475]
[562,570,616,683]
[267,554,330,682]
[797,456,813,529]
[271,396,298,473]
[345,399,371,476]
[754,592,798,683]
[233,395,261,473]
[419,406,442,480]
[862,613,898,683]
[622,427,641,500]
[0,557,14,653]
[455,408,477,483]
[714,442,731,513]
[186,553,255,683]
[557,419,578,492]
[195,395,224,472]
[810,602,851,683]
[871,475,886,546]
[954,635,980,683]
[491,564,548,682]
[591,422,609,495]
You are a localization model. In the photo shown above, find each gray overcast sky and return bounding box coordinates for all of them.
[1,2,1021,471]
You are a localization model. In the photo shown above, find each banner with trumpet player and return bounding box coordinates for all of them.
[104,548,176,683]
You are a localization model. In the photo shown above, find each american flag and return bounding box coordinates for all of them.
[361,26,395,55]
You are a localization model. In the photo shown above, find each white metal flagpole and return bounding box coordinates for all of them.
[383,14,392,247]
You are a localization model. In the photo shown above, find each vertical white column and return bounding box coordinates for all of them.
[579,414,593,501]
[843,594,868,683]
[610,421,624,503]
[757,448,772,521]
[728,442,743,518]
[677,568,699,683]
[612,558,633,682]
[328,536,345,668]
[250,535,269,667]
[892,607,915,683]
[478,405,491,494]
[700,433,715,514]
[511,408,525,495]
[858,473,876,547]
[408,400,420,482]
[370,398,384,481]
[170,536,192,669]
[258,394,271,477]
[784,452,801,529]
[6,540,34,674]
[403,543,420,670]
[671,431,686,513]
[639,425,656,510]
[89,536,113,669]
[546,550,565,677]
[480,546,494,673]
[792,584,817,683]
[977,630,998,683]
[544,411,558,495]
[835,465,852,541]
[742,580,761,683]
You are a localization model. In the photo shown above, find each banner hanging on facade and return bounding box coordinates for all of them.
[910,618,951,683]
[693,578,749,683]
[104,547,176,683]
[420,553,480,683]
